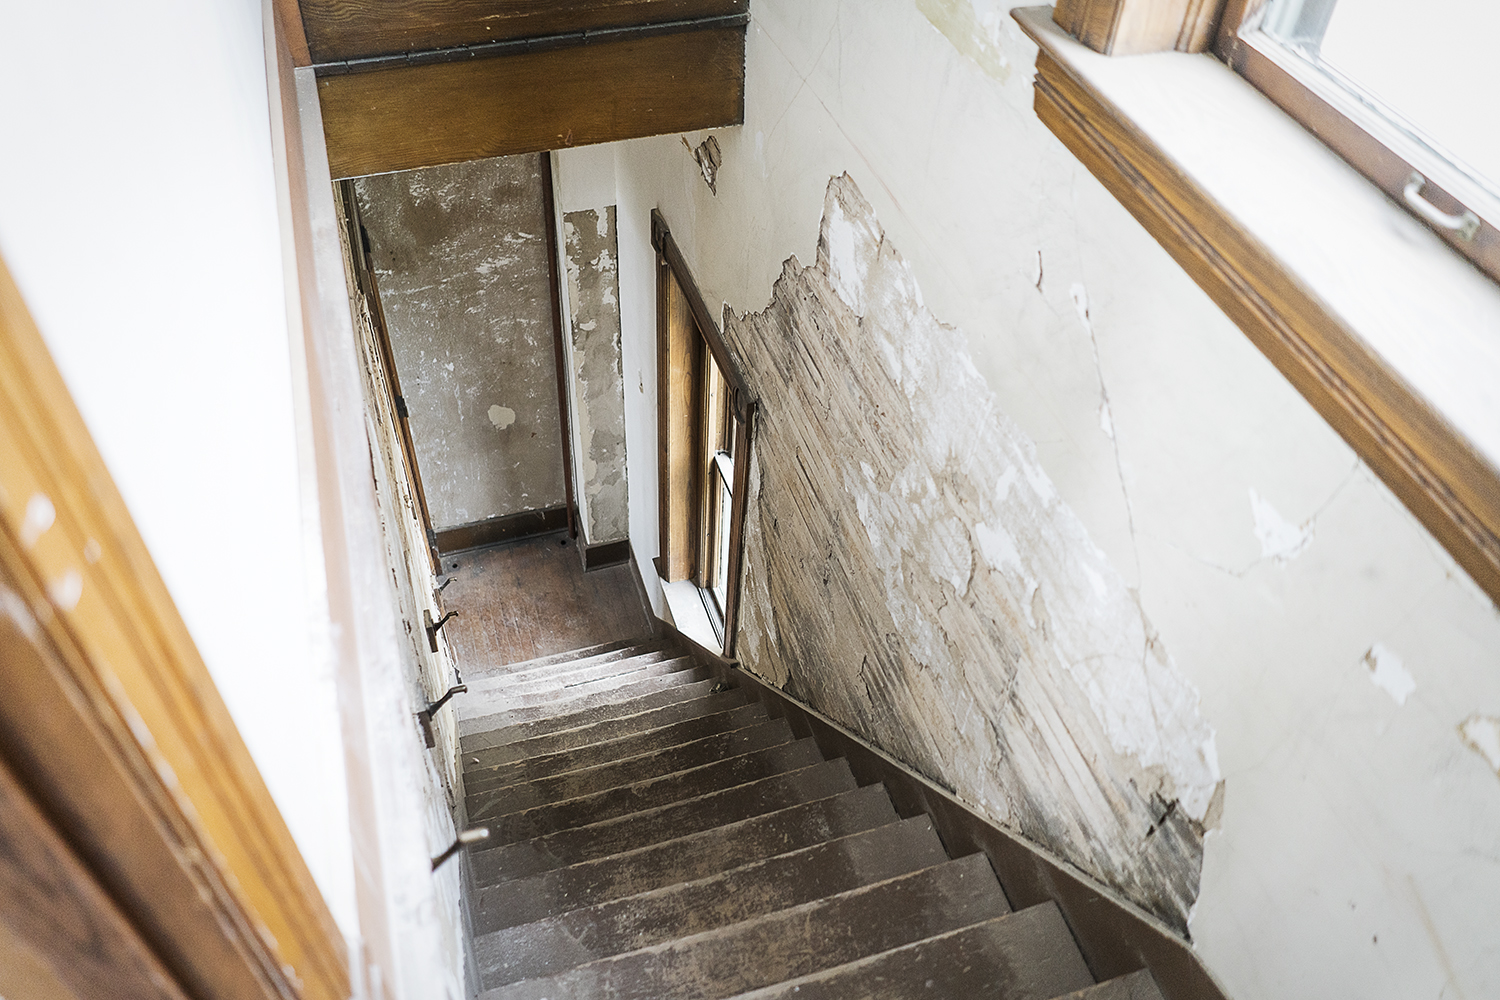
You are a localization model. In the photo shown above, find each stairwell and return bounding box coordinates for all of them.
[454,635,1168,1000]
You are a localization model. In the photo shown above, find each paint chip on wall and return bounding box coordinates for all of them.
[1249,488,1314,563]
[1363,642,1415,706]
[488,405,517,429]
[1459,715,1500,774]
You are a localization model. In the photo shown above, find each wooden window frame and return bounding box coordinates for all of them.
[1215,0,1500,284]
[1015,4,1500,610]
[1051,0,1500,283]
[652,210,757,656]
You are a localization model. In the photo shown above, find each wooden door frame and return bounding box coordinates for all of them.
[0,251,349,1000]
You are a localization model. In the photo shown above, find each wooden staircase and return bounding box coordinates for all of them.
[457,637,1166,1000]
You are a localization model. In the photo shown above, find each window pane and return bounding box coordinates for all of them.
[1264,0,1500,189]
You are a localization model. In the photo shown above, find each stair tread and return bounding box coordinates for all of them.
[466,648,678,699]
[473,736,822,842]
[463,702,769,791]
[1054,970,1165,1000]
[721,901,1094,1000]
[471,784,898,934]
[464,689,748,761]
[459,663,711,735]
[461,675,724,750]
[469,637,658,679]
[477,815,950,987]
[466,719,796,817]
[479,852,1010,1000]
[458,654,696,720]
[471,759,858,886]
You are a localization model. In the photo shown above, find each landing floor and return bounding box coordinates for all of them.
[441,531,652,678]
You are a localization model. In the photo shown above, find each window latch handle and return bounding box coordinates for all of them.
[1403,172,1481,241]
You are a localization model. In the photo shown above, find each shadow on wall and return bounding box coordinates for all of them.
[727,174,1223,933]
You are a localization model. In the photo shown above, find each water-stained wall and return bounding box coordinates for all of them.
[563,207,630,544]
[356,155,564,531]
[727,175,1219,931]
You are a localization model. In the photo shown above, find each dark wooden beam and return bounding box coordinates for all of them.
[299,0,747,63]
[318,25,745,178]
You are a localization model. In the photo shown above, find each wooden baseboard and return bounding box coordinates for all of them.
[434,507,569,554]
[655,617,1229,1000]
[581,538,632,571]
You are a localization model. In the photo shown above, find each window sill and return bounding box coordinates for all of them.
[659,576,724,656]
[1011,6,1500,608]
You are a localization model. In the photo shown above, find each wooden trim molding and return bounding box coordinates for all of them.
[651,211,757,657]
[1014,6,1500,609]
[0,254,348,1000]
[541,153,581,542]
[1052,0,1223,54]
[434,507,571,555]
[274,0,313,67]
[317,25,746,179]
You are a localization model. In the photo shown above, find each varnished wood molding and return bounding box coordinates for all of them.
[0,749,190,1000]
[318,25,745,178]
[434,507,571,554]
[1053,0,1223,54]
[1015,11,1500,609]
[0,255,348,1000]
[298,0,748,64]
[274,0,312,66]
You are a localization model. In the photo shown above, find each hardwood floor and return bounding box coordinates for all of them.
[441,532,653,678]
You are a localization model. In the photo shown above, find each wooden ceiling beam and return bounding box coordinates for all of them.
[318,24,745,178]
[298,0,747,64]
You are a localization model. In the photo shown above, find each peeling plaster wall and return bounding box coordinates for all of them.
[729,175,1218,929]
[563,207,630,544]
[356,155,565,531]
[603,1,1500,997]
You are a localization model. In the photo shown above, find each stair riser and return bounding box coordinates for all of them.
[479,853,1011,1000]
[466,721,795,815]
[470,785,899,934]
[466,648,675,698]
[476,817,950,987]
[470,760,858,886]
[463,703,769,792]
[459,656,695,718]
[459,665,710,735]
[461,677,721,751]
[463,690,747,761]
[473,739,824,842]
[720,903,1096,1000]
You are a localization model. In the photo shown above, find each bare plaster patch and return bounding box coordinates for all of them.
[915,0,1014,81]
[563,206,630,543]
[1250,488,1315,563]
[1459,715,1500,775]
[21,493,55,548]
[1363,642,1416,706]
[487,405,516,430]
[726,175,1221,931]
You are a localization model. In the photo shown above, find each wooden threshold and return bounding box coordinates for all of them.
[1014,6,1500,610]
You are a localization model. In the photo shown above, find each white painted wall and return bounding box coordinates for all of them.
[0,0,355,943]
[571,1,1500,997]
